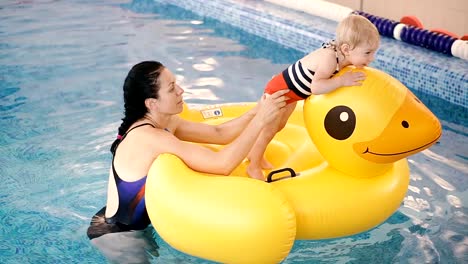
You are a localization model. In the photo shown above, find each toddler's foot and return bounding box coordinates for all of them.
[247,165,265,181]
[261,157,274,170]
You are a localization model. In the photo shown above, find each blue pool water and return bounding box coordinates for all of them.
[0,0,466,263]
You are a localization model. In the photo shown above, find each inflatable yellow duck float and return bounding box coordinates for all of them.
[145,67,442,263]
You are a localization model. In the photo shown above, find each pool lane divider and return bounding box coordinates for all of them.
[264,0,467,60]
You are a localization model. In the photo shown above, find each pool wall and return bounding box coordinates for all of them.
[156,0,467,108]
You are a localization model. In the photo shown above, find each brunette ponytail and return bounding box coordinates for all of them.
[110,61,165,155]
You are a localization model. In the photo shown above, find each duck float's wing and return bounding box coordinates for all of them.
[146,154,296,264]
[272,159,410,239]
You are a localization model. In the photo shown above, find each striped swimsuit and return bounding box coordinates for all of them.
[264,41,340,103]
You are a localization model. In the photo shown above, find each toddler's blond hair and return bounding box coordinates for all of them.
[336,14,380,49]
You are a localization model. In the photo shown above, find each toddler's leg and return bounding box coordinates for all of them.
[247,122,278,180]
[247,102,297,180]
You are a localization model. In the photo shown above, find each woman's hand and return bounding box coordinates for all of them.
[256,89,289,126]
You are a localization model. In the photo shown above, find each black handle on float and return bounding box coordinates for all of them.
[266,167,297,183]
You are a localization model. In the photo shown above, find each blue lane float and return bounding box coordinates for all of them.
[356,11,466,59]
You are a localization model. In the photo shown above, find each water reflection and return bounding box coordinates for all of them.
[408,185,421,194]
[190,20,203,25]
[422,149,468,174]
[423,187,433,196]
[446,195,462,208]
[193,77,223,87]
[192,63,214,71]
[192,58,218,72]
[183,88,219,101]
[176,73,220,101]
[411,159,456,191]
[404,195,431,212]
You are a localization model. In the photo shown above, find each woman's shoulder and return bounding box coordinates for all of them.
[122,123,174,151]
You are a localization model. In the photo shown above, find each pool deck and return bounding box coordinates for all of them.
[157,0,467,108]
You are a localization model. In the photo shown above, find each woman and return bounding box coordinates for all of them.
[87,61,288,263]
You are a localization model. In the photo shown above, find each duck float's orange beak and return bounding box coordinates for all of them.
[354,90,442,163]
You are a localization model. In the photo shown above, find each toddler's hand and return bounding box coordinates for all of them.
[340,70,366,86]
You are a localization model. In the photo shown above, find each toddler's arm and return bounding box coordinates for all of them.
[311,69,366,94]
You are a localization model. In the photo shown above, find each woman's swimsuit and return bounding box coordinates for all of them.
[264,41,340,103]
[87,123,155,240]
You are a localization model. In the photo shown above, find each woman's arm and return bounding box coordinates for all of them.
[158,90,288,175]
[173,104,258,145]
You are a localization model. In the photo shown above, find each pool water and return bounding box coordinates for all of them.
[0,0,466,263]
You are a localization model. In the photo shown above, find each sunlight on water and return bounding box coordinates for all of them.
[412,159,456,191]
[422,149,468,174]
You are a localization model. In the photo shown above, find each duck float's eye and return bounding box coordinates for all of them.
[324,105,356,140]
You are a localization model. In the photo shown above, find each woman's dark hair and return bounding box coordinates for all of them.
[110,61,165,154]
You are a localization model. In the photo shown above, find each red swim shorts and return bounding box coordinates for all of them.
[264,73,304,104]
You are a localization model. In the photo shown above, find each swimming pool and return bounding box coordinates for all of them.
[0,0,466,263]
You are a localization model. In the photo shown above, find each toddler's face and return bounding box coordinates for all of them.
[348,41,379,68]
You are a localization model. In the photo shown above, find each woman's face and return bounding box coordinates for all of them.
[155,68,185,114]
